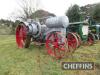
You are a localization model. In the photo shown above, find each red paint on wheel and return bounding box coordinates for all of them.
[46,32,68,59]
[16,23,27,48]
[67,32,78,51]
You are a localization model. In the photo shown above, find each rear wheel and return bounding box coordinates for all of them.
[74,33,81,47]
[16,22,31,48]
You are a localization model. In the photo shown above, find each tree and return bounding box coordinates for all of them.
[92,3,100,23]
[0,19,14,27]
[30,9,56,24]
[66,4,81,22]
[31,9,55,18]
[10,20,21,34]
[17,0,40,21]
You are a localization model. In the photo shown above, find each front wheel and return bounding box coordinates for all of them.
[46,32,68,59]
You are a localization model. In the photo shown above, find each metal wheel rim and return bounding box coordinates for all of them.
[16,23,27,48]
[74,33,81,47]
[46,32,68,59]
[67,32,79,51]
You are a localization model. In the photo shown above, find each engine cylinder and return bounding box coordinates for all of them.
[45,16,69,28]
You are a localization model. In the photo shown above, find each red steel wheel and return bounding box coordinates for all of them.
[16,22,28,48]
[74,33,81,47]
[87,33,95,45]
[67,32,78,52]
[46,32,68,59]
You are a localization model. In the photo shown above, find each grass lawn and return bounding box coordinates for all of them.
[0,35,100,75]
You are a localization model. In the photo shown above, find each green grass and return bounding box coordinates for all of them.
[0,35,100,75]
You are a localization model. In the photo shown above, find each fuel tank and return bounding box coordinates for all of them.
[45,16,69,28]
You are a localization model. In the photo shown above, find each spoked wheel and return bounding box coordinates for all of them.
[67,32,78,52]
[46,32,68,59]
[74,33,81,47]
[16,22,31,48]
[87,33,95,45]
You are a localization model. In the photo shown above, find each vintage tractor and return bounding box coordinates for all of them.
[16,16,69,59]
[84,16,100,41]
[89,24,100,40]
[88,18,100,40]
[66,21,95,51]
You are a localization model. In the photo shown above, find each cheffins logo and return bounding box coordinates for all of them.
[62,62,94,70]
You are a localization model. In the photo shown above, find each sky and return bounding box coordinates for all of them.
[0,0,100,20]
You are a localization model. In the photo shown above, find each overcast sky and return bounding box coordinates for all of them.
[0,0,100,20]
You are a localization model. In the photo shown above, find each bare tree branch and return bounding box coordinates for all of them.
[17,0,39,21]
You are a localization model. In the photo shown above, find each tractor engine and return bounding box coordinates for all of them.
[45,16,69,38]
[24,16,69,38]
[45,16,69,28]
